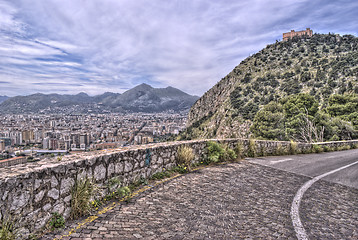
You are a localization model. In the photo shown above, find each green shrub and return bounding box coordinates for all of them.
[177,146,195,172]
[207,141,225,163]
[312,144,323,153]
[235,141,245,159]
[70,177,96,219]
[224,148,238,161]
[116,186,131,198]
[0,215,17,240]
[289,141,298,155]
[274,143,287,155]
[49,212,65,230]
[247,139,257,157]
[206,141,238,163]
[337,145,351,151]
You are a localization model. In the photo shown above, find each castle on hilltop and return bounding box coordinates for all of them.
[283,28,313,41]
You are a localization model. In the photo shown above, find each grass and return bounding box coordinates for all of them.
[177,146,195,172]
[0,215,17,240]
[70,177,96,219]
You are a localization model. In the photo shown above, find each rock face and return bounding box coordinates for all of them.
[0,84,198,114]
[186,33,358,139]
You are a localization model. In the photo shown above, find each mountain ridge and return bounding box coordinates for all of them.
[0,84,198,114]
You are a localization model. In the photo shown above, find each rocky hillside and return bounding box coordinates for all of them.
[185,33,358,141]
[0,84,198,114]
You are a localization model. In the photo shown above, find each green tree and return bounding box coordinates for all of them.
[251,102,286,140]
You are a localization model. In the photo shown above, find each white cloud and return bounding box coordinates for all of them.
[0,0,357,96]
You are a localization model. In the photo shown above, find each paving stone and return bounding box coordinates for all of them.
[41,162,358,239]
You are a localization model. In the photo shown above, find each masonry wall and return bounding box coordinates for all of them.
[0,139,357,236]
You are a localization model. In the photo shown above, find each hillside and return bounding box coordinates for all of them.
[0,84,198,114]
[184,33,358,142]
[0,96,8,104]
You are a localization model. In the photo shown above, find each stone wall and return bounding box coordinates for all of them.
[0,139,357,236]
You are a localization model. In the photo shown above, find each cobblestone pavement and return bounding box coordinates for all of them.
[42,162,358,239]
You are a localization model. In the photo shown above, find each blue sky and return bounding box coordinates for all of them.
[0,0,357,96]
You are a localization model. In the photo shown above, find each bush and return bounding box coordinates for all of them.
[274,143,287,155]
[207,141,237,163]
[289,141,298,155]
[207,141,225,163]
[49,212,65,230]
[177,146,195,172]
[312,144,323,153]
[235,141,245,159]
[247,139,257,157]
[116,186,131,198]
[70,177,97,219]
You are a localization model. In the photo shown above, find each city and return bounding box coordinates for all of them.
[0,112,187,163]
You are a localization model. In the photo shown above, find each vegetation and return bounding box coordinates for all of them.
[206,141,237,164]
[70,177,97,219]
[49,212,65,230]
[0,215,17,240]
[186,33,358,141]
[176,146,195,172]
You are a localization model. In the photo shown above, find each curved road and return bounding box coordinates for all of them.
[44,149,358,239]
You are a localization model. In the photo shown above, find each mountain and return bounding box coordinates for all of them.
[0,96,8,104]
[184,33,358,142]
[0,84,198,114]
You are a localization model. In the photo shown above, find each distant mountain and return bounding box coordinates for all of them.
[0,96,8,104]
[0,84,199,114]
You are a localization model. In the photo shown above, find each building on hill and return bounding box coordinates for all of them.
[283,28,313,41]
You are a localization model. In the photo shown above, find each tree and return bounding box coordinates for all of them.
[251,102,286,140]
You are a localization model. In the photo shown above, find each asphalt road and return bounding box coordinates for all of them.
[248,149,358,189]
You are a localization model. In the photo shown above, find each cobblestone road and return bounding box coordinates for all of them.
[42,161,358,239]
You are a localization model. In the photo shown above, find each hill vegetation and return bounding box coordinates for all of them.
[183,33,358,142]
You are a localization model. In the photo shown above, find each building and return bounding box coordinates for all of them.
[22,130,34,144]
[283,28,313,41]
[0,140,5,151]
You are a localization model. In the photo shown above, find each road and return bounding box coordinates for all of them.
[43,150,358,239]
[248,149,358,189]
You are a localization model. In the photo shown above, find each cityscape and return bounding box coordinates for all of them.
[0,112,186,162]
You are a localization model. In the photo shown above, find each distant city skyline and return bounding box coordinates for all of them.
[0,0,358,97]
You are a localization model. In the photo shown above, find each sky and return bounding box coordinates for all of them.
[0,0,357,97]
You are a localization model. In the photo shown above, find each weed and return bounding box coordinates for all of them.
[170,165,188,174]
[289,141,298,155]
[274,143,286,155]
[337,145,351,151]
[0,215,17,240]
[49,212,65,230]
[177,146,195,172]
[70,177,96,219]
[247,139,257,157]
[235,141,245,159]
[312,144,323,153]
[150,171,171,180]
[116,186,131,198]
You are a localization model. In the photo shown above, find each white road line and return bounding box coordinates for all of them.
[291,160,358,240]
[269,158,293,164]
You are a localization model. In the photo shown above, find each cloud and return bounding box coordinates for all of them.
[0,0,357,96]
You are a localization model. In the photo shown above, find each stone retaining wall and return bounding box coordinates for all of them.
[0,139,357,236]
